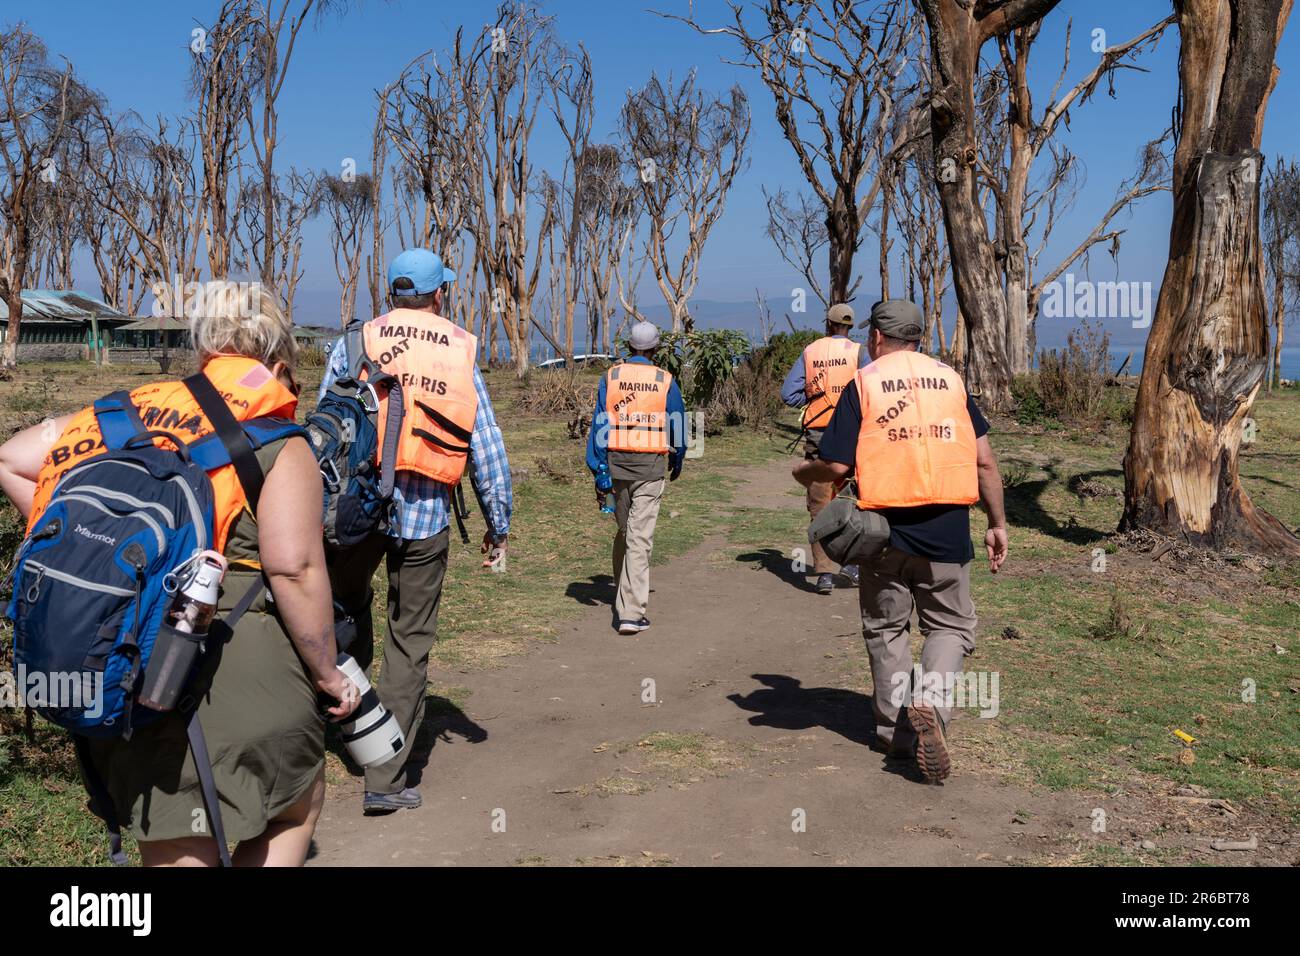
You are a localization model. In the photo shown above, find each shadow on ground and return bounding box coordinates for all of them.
[565,573,615,608]
[734,549,820,593]
[1002,464,1121,546]
[728,673,874,747]
[327,692,487,789]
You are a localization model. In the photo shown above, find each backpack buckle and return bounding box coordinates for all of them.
[320,459,341,492]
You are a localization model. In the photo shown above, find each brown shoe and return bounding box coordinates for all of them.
[909,704,951,783]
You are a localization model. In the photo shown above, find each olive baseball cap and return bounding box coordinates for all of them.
[860,299,923,341]
[826,303,855,327]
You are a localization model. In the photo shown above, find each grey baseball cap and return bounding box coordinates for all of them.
[860,299,923,341]
[629,320,661,350]
[826,303,855,326]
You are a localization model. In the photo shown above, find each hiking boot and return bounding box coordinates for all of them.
[909,704,951,783]
[363,787,422,815]
[617,616,650,635]
[839,565,860,587]
[815,573,835,595]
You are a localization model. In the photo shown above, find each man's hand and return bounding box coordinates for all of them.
[317,670,361,721]
[594,482,607,508]
[669,462,682,482]
[985,526,1008,573]
[482,531,508,568]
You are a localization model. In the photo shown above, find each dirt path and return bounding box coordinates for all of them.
[311,456,1101,867]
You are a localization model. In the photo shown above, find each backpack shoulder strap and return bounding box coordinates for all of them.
[182,373,268,512]
[186,417,304,477]
[343,322,367,379]
[93,391,148,450]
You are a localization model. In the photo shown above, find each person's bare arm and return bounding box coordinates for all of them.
[256,437,356,718]
[0,414,70,519]
[976,434,1008,573]
[792,457,851,487]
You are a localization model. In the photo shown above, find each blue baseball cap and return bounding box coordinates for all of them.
[387,248,457,296]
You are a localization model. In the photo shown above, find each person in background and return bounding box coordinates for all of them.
[793,299,1008,784]
[587,320,687,635]
[782,302,869,594]
[320,248,512,815]
[0,287,358,865]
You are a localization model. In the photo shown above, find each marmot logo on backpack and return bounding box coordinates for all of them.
[74,524,117,547]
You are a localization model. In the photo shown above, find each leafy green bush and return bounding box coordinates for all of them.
[620,328,752,406]
[750,329,822,382]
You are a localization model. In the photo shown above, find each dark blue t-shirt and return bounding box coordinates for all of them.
[817,383,989,564]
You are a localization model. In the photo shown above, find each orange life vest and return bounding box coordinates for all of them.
[853,349,978,509]
[26,355,299,552]
[362,308,478,485]
[802,336,860,430]
[604,361,672,454]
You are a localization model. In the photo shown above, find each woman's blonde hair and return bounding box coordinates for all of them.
[190,282,298,371]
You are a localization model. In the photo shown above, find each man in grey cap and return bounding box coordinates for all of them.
[793,299,1008,783]
[782,302,869,594]
[587,320,687,634]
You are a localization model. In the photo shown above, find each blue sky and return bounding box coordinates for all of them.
[10,0,1300,352]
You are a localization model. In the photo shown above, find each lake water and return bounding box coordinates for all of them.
[1107,346,1300,381]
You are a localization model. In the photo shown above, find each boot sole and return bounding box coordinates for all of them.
[909,704,951,783]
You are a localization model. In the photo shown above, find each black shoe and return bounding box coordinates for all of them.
[363,787,422,815]
[815,573,835,595]
[839,565,860,587]
[617,616,651,635]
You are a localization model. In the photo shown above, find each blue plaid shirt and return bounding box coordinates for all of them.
[320,335,512,542]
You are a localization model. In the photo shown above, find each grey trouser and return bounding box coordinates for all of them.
[858,547,976,745]
[612,477,665,621]
[327,528,450,795]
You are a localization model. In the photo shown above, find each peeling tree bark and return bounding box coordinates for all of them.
[1123,0,1300,556]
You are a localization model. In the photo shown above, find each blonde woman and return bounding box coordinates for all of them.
[0,285,357,866]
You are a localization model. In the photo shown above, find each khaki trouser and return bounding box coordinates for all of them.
[858,547,976,746]
[612,477,664,621]
[326,528,450,795]
[804,433,836,573]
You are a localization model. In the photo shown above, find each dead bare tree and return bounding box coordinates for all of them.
[543,43,595,361]
[763,187,830,309]
[1262,157,1300,391]
[316,171,373,329]
[82,109,205,312]
[0,26,77,368]
[978,14,1176,374]
[235,167,316,318]
[1123,0,1298,556]
[916,0,1064,410]
[895,145,951,354]
[665,0,923,307]
[190,2,260,281]
[441,4,562,375]
[241,0,349,289]
[620,71,750,332]
[576,144,637,353]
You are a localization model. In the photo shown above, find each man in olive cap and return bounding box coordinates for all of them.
[782,302,869,594]
[587,320,687,634]
[793,299,1009,783]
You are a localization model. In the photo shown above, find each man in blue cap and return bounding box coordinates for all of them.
[319,248,512,815]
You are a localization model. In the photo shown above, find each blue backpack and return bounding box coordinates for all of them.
[305,323,405,548]
[6,372,304,865]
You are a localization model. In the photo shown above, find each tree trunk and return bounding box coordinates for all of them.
[1270,266,1285,390]
[918,0,1062,409]
[1122,0,1299,556]
[1,285,22,369]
